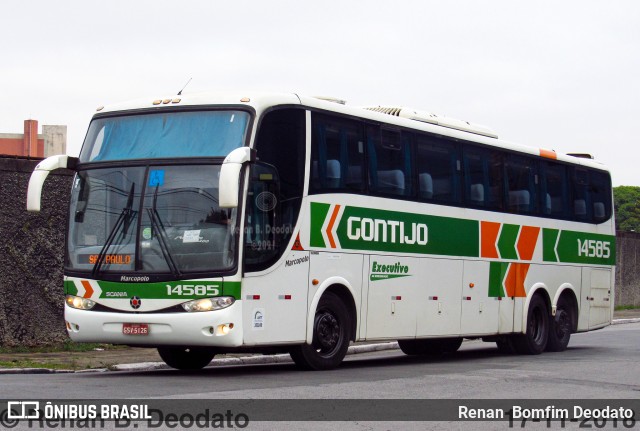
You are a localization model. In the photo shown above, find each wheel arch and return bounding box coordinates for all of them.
[306,277,358,344]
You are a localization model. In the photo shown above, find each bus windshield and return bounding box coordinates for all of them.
[67,164,237,277]
[79,110,250,162]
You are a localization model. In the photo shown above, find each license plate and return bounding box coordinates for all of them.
[122,323,149,335]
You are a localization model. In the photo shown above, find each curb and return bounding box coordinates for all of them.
[611,317,640,325]
[2,319,638,374]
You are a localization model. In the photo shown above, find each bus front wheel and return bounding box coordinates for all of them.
[290,292,351,370]
[157,347,216,370]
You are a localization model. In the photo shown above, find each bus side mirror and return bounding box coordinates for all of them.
[219,147,256,208]
[27,155,78,212]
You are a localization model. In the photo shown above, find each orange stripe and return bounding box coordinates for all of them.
[504,263,529,297]
[540,149,557,159]
[517,226,540,261]
[81,280,94,299]
[480,221,500,258]
[514,263,529,297]
[326,205,341,248]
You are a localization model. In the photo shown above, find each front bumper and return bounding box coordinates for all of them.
[64,301,243,347]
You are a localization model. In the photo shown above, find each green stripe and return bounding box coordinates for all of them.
[488,262,508,297]
[370,274,412,281]
[222,281,242,299]
[64,280,78,296]
[64,279,242,300]
[546,229,616,265]
[497,224,519,260]
[310,202,330,247]
[542,229,560,262]
[334,206,479,257]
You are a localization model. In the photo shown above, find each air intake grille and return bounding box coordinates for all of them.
[364,106,403,116]
[362,106,497,139]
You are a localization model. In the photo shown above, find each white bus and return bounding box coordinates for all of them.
[27,93,615,370]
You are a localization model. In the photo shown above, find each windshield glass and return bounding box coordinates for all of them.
[67,165,237,277]
[80,110,250,162]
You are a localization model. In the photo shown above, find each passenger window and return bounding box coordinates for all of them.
[505,155,537,214]
[540,162,569,218]
[572,168,590,221]
[415,135,460,204]
[311,115,364,192]
[589,170,611,223]
[463,147,504,210]
[572,168,612,223]
[367,126,411,197]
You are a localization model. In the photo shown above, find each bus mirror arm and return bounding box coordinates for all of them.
[26,155,78,212]
[219,147,256,208]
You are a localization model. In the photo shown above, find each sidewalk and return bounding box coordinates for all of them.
[1,309,638,374]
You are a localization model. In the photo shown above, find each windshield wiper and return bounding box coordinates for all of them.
[92,183,136,276]
[146,185,181,278]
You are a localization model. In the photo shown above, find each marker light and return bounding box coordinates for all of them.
[221,323,234,334]
[65,295,96,310]
[182,297,235,313]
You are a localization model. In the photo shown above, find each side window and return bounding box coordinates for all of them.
[367,126,411,197]
[310,114,364,192]
[540,162,569,218]
[589,170,612,223]
[245,108,306,272]
[572,168,612,223]
[463,146,504,210]
[415,134,461,204]
[505,155,537,214]
[572,168,590,222]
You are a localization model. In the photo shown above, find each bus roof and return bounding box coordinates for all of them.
[94,91,610,172]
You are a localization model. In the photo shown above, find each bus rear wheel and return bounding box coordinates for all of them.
[290,292,351,370]
[546,297,573,352]
[513,294,549,355]
[398,338,463,356]
[157,347,216,370]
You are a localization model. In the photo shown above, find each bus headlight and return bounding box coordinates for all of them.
[182,297,235,312]
[65,295,96,310]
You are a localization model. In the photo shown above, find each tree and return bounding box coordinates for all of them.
[614,186,640,232]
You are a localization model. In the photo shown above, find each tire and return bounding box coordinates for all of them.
[546,296,573,352]
[513,294,549,355]
[398,339,425,355]
[157,347,216,370]
[496,336,517,354]
[290,292,351,370]
[431,337,463,354]
[398,337,463,356]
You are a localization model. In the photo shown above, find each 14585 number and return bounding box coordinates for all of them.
[577,239,611,259]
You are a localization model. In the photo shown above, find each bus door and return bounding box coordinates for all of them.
[242,163,309,345]
[365,255,418,339]
[581,268,613,329]
[415,258,463,337]
[460,260,502,335]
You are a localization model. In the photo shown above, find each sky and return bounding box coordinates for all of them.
[2,0,639,185]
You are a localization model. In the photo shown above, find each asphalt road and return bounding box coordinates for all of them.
[2,323,639,430]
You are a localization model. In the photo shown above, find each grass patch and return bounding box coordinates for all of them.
[615,305,640,311]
